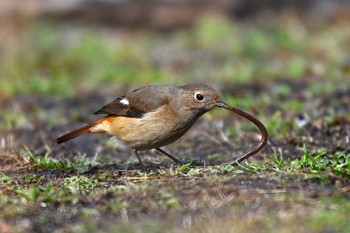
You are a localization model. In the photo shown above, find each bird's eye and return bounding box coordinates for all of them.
[195,93,204,101]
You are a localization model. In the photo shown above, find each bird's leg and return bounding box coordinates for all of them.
[156,148,182,164]
[132,149,147,171]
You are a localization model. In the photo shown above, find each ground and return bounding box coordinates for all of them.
[0,8,350,233]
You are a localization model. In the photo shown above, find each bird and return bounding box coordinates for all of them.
[52,84,267,169]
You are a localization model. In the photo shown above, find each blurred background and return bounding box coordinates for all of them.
[1,0,350,97]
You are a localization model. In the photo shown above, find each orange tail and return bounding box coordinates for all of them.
[52,118,110,145]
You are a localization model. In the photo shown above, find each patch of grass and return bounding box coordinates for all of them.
[237,146,350,180]
[24,145,102,173]
[263,111,293,138]
[0,111,29,130]
[15,181,79,205]
[25,145,69,170]
[23,139,349,181]
[266,149,292,172]
[63,175,97,192]
[176,162,192,173]
[22,174,45,184]
[0,172,15,184]
[294,145,350,178]
[15,182,55,202]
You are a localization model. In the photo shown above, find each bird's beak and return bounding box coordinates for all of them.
[214,101,226,108]
[214,101,268,164]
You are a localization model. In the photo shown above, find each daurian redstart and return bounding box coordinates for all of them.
[53,84,267,169]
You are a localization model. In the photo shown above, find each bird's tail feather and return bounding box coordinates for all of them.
[52,118,108,145]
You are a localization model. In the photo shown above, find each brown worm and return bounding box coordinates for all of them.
[215,101,268,164]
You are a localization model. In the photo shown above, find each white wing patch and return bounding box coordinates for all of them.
[120,98,129,106]
[138,106,162,121]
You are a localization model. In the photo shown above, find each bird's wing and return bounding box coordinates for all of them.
[94,86,171,118]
